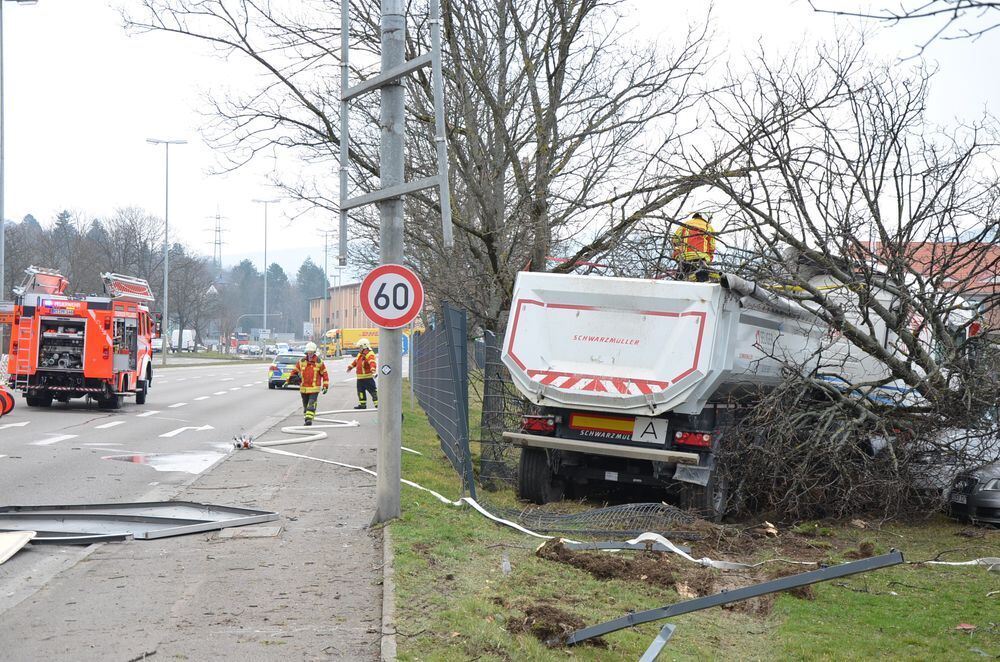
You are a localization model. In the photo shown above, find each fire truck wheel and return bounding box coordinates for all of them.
[99,394,123,410]
[517,448,565,505]
[25,394,53,408]
[136,380,148,405]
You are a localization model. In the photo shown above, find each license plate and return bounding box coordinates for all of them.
[951,493,967,505]
[631,416,668,445]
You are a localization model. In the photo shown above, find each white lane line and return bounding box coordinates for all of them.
[32,434,78,446]
[159,380,169,384]
[194,396,211,401]
[229,387,241,391]
[220,378,235,382]
[243,383,254,387]
[95,421,125,430]
[136,410,161,418]
[160,424,214,438]
[84,442,122,446]
[168,402,188,409]
[0,455,6,459]
[0,421,30,431]
[175,378,187,382]
[213,391,227,396]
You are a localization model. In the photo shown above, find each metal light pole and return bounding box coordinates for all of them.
[0,0,37,359]
[147,138,187,367]
[253,199,279,343]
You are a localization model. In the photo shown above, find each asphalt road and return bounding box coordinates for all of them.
[0,358,352,506]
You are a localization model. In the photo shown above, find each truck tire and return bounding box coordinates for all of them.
[679,473,729,522]
[99,393,123,410]
[517,448,565,505]
[135,379,148,405]
[26,393,54,408]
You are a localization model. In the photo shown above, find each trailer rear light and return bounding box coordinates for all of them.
[675,431,712,448]
[522,415,556,434]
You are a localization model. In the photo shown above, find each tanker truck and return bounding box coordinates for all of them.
[500,272,825,517]
[499,268,958,518]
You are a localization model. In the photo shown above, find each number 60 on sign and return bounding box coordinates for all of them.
[359,264,425,329]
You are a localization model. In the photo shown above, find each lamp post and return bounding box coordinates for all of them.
[253,198,280,343]
[147,138,187,367]
[0,0,38,359]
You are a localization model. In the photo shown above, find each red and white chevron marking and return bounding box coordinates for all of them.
[527,369,670,395]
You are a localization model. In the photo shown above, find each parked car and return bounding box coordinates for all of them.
[949,462,1000,525]
[268,352,306,389]
[151,337,163,354]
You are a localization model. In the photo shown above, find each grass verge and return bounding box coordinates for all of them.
[395,390,1000,660]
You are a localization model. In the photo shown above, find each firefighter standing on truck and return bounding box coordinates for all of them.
[289,342,329,426]
[672,212,717,282]
[347,338,378,410]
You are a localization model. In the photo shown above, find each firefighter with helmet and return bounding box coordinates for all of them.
[347,338,378,409]
[288,341,330,426]
[672,212,717,282]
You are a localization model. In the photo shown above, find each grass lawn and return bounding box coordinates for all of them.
[394,389,1000,660]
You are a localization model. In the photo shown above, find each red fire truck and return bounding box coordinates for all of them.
[5,266,158,409]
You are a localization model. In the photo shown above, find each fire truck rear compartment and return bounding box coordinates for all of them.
[38,318,85,371]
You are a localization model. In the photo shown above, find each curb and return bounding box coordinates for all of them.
[381,524,398,661]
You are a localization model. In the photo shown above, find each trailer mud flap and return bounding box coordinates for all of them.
[673,463,711,486]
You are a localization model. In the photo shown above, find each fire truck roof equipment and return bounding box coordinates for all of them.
[12,266,70,297]
[101,272,155,303]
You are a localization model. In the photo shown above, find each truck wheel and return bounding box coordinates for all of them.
[679,473,729,522]
[99,394,123,410]
[26,394,53,408]
[517,448,565,505]
[135,380,148,405]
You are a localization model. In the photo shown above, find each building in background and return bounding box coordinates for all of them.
[309,282,376,337]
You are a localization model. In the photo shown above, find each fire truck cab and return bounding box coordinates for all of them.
[6,266,157,409]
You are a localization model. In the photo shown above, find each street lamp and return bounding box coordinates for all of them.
[147,137,187,367]
[253,198,280,343]
[0,0,38,358]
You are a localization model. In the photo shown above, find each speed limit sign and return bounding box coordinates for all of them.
[360,264,425,329]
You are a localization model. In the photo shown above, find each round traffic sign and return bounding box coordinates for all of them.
[360,264,424,329]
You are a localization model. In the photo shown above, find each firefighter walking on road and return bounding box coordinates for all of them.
[672,212,717,282]
[347,338,378,410]
[289,342,329,426]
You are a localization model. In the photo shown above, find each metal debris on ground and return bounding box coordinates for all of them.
[562,551,905,656]
[0,531,35,564]
[0,501,279,544]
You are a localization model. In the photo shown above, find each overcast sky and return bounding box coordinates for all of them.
[2,1,997,282]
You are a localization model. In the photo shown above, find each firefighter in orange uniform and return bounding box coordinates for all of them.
[347,338,378,410]
[672,212,717,282]
[289,342,329,426]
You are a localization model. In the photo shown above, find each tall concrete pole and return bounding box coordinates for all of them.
[374,0,405,523]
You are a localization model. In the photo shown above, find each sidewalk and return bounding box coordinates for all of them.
[0,391,385,661]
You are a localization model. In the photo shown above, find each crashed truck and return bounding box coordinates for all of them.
[500,269,976,518]
[6,266,158,409]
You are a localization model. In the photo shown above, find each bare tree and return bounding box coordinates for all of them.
[126,0,734,331]
[689,46,1000,518]
[811,1,1000,52]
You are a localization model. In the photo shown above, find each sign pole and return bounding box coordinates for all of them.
[374,0,405,524]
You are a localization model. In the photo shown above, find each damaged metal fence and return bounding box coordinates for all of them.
[410,303,709,538]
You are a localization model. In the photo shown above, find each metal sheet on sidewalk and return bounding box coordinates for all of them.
[0,501,279,544]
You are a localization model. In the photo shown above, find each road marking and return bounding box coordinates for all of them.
[136,410,161,418]
[229,387,241,391]
[0,455,6,459]
[194,396,211,401]
[84,442,122,446]
[32,434,78,446]
[220,378,235,382]
[213,391,227,395]
[159,424,214,438]
[243,383,254,387]
[168,402,188,408]
[95,421,125,430]
[175,378,187,382]
[0,421,30,431]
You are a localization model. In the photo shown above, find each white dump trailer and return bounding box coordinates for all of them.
[500,272,834,516]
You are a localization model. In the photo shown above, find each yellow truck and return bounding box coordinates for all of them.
[321,327,420,357]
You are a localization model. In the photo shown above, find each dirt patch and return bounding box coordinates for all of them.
[766,566,817,601]
[843,541,876,560]
[505,601,604,648]
[536,539,675,587]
